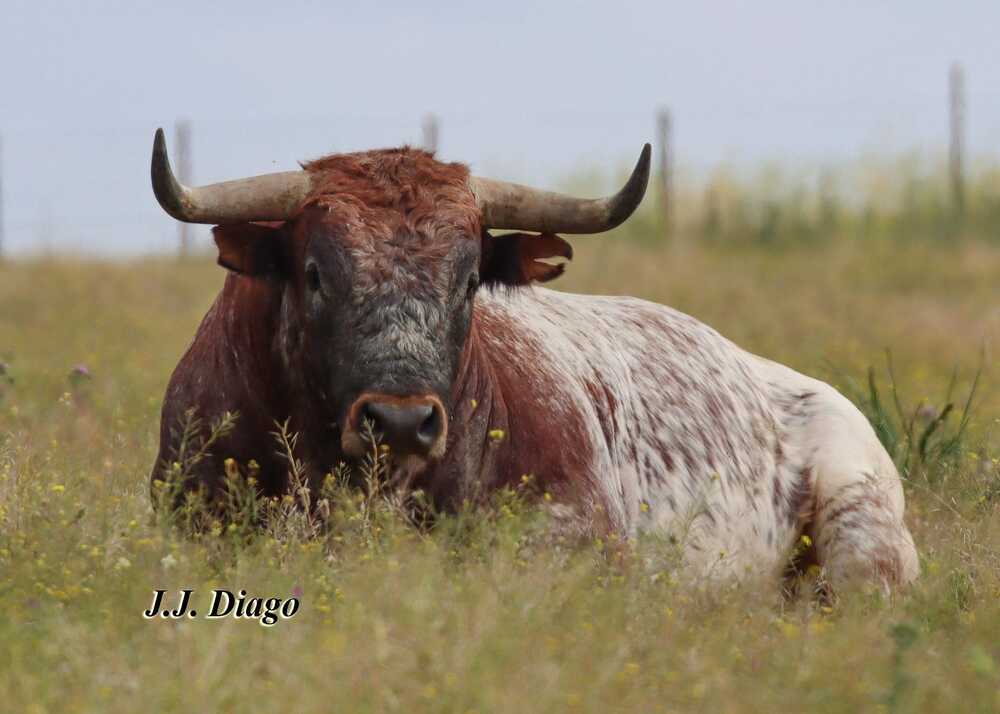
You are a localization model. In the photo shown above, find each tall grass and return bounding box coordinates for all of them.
[834,351,983,488]
[1,212,999,711]
[600,152,1000,246]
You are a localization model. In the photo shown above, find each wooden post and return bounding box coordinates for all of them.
[703,180,720,238]
[656,109,672,234]
[818,169,838,234]
[422,114,440,154]
[175,119,193,256]
[949,63,965,219]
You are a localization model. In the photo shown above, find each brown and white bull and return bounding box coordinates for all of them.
[150,129,917,590]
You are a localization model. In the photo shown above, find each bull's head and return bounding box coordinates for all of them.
[151,130,649,467]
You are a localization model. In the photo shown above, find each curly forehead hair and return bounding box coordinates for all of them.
[299,147,482,240]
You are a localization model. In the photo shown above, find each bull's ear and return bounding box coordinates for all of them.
[212,223,284,276]
[481,232,573,286]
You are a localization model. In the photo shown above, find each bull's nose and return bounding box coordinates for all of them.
[355,398,445,457]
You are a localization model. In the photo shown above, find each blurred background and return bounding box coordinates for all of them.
[1,0,998,255]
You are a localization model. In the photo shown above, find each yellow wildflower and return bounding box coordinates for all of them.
[778,620,800,638]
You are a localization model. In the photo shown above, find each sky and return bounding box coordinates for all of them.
[1,0,998,254]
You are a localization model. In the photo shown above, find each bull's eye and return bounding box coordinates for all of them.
[466,273,480,300]
[306,263,321,292]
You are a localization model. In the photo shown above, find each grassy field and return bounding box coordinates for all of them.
[1,234,999,712]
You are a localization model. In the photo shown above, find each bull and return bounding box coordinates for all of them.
[150,129,917,590]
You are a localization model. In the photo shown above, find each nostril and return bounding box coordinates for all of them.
[358,402,383,435]
[349,397,446,457]
[417,407,441,444]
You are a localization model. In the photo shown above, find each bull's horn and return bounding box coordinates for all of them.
[151,128,313,224]
[469,143,651,234]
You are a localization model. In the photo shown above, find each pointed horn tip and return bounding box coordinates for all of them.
[152,128,170,169]
[602,142,653,230]
[634,143,652,184]
[151,127,186,220]
[640,142,652,160]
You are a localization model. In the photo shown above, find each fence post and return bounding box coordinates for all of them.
[703,180,720,238]
[818,169,838,235]
[949,63,965,220]
[175,119,193,256]
[656,109,672,235]
[422,114,440,154]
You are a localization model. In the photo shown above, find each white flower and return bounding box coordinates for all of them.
[160,553,178,569]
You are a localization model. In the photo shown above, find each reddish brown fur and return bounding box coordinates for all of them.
[301,147,480,249]
[415,306,606,517]
[153,146,596,520]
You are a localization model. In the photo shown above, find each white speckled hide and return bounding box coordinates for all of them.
[470,287,918,589]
